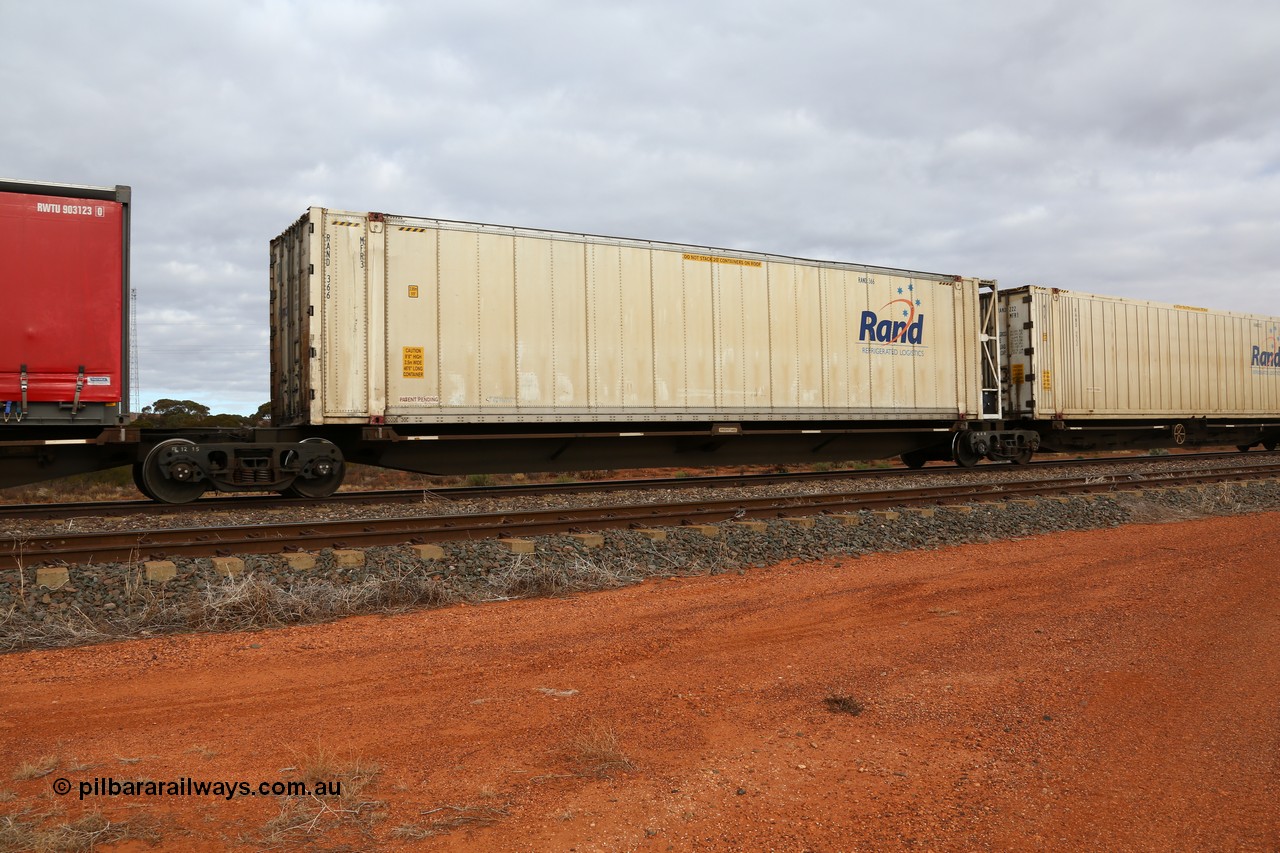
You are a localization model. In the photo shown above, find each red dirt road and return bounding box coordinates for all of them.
[2,513,1278,851]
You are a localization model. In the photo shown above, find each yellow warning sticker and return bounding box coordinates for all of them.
[1011,363,1025,384]
[407,285,419,298]
[402,346,424,379]
[682,252,762,268]
[1042,369,1052,390]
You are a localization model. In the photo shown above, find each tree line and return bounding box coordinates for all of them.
[131,399,272,429]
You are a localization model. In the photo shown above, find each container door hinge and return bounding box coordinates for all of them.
[307,305,314,316]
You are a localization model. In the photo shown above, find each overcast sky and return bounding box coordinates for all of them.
[4,1,1279,414]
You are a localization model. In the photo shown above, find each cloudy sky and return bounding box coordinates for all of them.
[4,1,1279,414]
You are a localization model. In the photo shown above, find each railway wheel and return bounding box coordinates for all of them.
[952,433,983,468]
[1010,447,1034,465]
[900,449,928,469]
[283,438,345,498]
[132,462,156,500]
[1237,444,1253,452]
[1265,440,1278,452]
[140,439,207,504]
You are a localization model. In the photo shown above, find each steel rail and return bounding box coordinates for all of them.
[4,462,1277,569]
[2,450,1276,521]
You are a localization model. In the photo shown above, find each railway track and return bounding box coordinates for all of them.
[4,457,1278,570]
[2,450,1276,522]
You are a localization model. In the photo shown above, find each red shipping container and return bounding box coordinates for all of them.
[0,186,126,420]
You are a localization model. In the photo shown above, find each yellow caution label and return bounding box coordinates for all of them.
[402,346,425,379]
[682,252,762,268]
[1173,304,1208,312]
[1011,363,1024,384]
[407,285,419,298]
[1042,369,1052,390]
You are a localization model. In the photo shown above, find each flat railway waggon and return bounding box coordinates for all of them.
[2,180,1277,502]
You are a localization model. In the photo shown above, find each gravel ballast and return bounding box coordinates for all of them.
[3,480,1278,651]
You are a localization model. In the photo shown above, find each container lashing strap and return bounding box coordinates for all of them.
[19,364,28,422]
[71,365,85,418]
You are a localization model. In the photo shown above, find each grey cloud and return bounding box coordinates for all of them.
[3,0,1279,412]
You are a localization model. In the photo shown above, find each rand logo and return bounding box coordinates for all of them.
[858,282,925,345]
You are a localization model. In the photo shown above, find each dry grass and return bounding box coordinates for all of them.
[566,720,633,777]
[483,549,687,600]
[1119,485,1253,525]
[259,746,383,846]
[0,809,161,853]
[0,605,110,652]
[395,803,511,839]
[12,755,58,781]
[197,567,457,633]
[1,547,687,652]
[0,556,461,652]
[291,744,380,790]
[483,553,629,598]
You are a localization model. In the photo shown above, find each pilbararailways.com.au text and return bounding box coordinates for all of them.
[53,776,343,801]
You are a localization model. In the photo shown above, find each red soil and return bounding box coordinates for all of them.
[1,512,1277,851]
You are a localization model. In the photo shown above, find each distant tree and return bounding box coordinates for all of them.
[143,399,211,420]
[131,399,253,429]
[252,402,272,426]
[133,399,211,428]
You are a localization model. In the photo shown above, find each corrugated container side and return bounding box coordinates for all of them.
[1002,285,1280,419]
[0,179,130,426]
[283,209,991,425]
